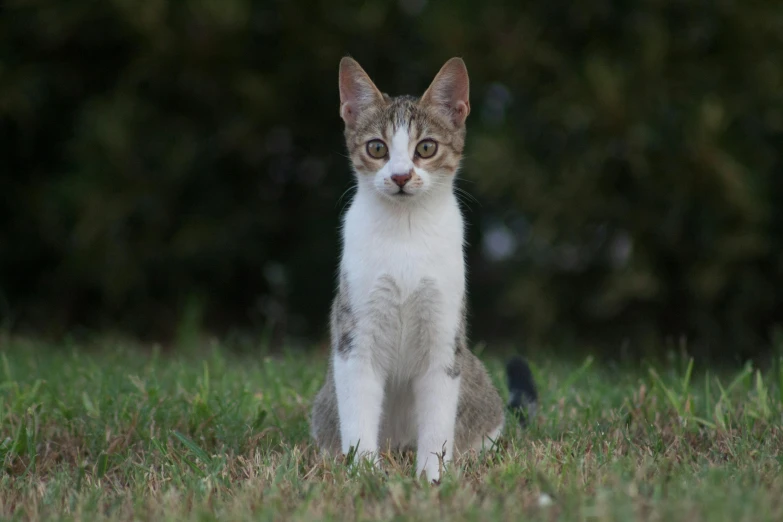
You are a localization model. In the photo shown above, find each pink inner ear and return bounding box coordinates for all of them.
[453,100,470,122]
[340,102,356,125]
[433,85,470,126]
[446,75,469,107]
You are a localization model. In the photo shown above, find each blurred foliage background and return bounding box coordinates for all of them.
[1,0,782,360]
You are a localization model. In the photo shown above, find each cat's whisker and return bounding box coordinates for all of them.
[422,179,480,209]
[455,188,481,208]
[335,183,357,210]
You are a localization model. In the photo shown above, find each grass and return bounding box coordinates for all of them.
[1,337,782,521]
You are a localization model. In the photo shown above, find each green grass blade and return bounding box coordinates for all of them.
[171,430,212,466]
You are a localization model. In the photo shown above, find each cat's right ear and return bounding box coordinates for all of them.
[339,57,384,127]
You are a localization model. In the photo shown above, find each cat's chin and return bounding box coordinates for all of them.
[376,189,422,203]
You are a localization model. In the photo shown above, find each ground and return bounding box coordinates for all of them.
[1,337,781,521]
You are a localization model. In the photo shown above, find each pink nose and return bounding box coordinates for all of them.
[391,172,412,187]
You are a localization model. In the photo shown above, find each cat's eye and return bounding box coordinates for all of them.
[366,140,388,159]
[415,139,438,158]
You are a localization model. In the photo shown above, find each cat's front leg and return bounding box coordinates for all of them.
[333,351,385,466]
[413,356,460,482]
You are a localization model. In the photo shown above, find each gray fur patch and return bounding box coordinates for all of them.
[365,275,403,353]
[445,296,468,379]
[453,349,505,451]
[332,277,357,357]
[365,276,441,379]
[405,278,439,360]
[445,361,461,379]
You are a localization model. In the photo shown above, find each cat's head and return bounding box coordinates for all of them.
[338,57,470,202]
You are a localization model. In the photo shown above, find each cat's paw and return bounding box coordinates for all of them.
[345,448,382,474]
[416,457,445,484]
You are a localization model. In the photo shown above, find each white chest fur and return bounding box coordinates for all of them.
[339,188,466,378]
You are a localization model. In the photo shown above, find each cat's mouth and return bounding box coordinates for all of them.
[394,189,412,197]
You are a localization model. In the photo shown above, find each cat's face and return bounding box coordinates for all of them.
[338,58,470,202]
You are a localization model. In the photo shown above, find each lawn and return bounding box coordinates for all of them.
[1,337,782,521]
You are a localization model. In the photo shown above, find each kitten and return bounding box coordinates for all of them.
[310,57,537,482]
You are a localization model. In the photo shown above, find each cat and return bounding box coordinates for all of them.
[310,56,537,482]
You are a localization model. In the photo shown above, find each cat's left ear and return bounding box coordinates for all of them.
[421,57,470,127]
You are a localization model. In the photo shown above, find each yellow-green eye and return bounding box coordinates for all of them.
[366,140,388,159]
[416,139,438,158]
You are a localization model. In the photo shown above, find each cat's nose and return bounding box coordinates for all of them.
[390,172,412,187]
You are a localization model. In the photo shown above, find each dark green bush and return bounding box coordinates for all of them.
[1,1,781,358]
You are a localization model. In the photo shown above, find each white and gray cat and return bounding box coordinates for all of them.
[310,57,537,482]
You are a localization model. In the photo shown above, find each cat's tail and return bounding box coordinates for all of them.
[506,356,538,427]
